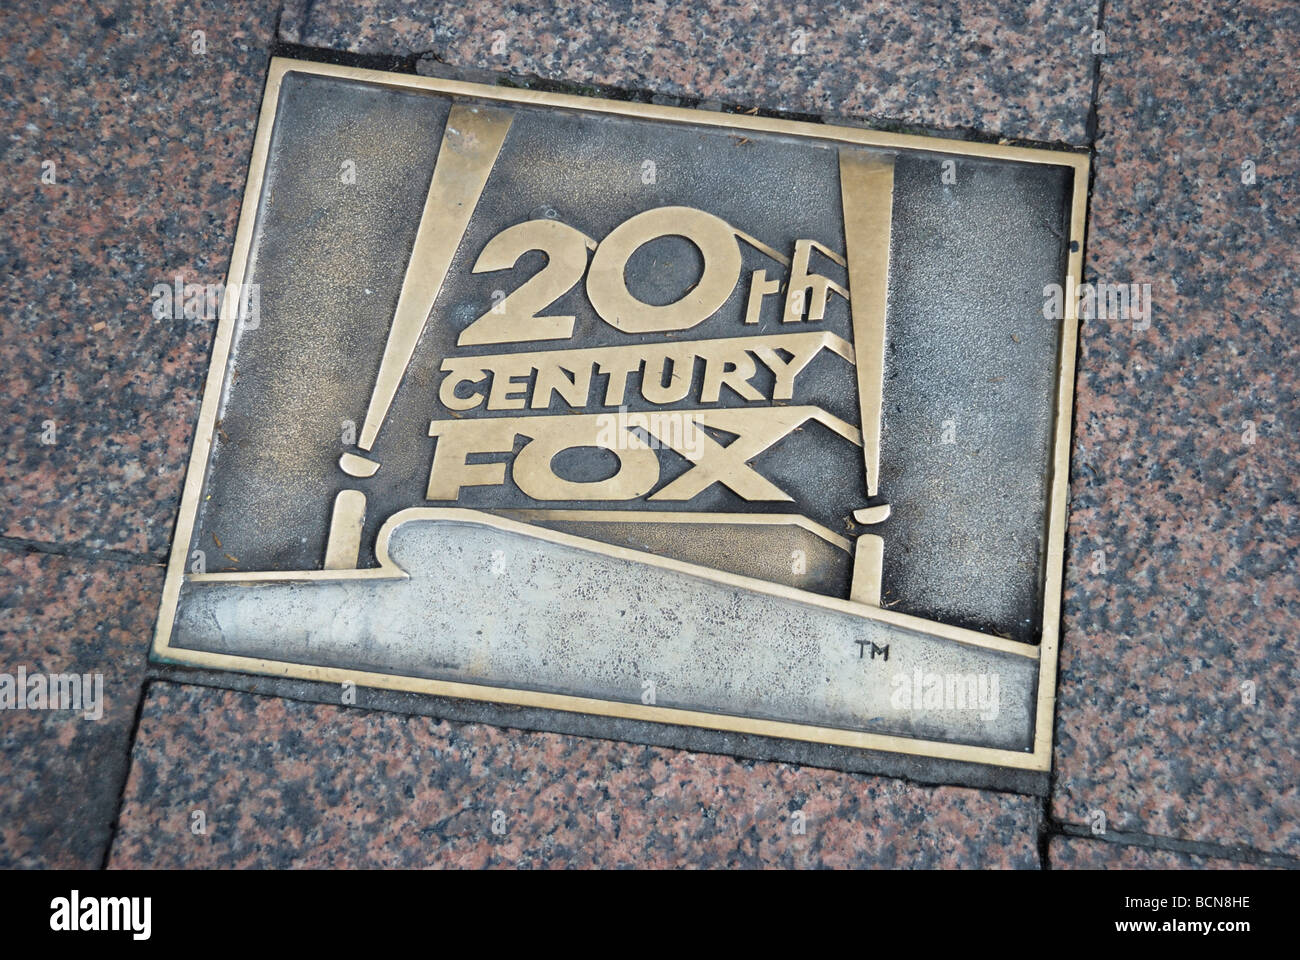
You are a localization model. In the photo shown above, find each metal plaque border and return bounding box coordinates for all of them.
[151,57,1089,773]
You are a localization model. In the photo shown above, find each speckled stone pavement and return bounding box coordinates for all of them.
[2,0,1296,869]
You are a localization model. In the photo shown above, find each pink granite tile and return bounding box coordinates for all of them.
[110,683,1044,868]
[0,547,160,867]
[1048,836,1262,870]
[287,0,1099,145]
[1054,0,1300,856]
[0,0,281,556]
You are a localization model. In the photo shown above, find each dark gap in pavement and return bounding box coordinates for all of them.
[1050,819,1300,870]
[1043,0,1107,871]
[0,535,163,568]
[99,677,154,870]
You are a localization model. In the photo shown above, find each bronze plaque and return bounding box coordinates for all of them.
[153,58,1087,775]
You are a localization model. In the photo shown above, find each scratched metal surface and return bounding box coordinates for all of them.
[174,517,1037,751]
[185,70,1073,643]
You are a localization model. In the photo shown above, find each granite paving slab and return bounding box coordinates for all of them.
[1053,0,1300,857]
[281,0,1100,145]
[0,546,160,867]
[110,682,1044,868]
[0,0,281,556]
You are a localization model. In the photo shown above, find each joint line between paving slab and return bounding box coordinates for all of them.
[1049,820,1300,870]
[1084,0,1108,145]
[299,0,317,39]
[0,535,164,568]
[99,677,154,870]
[1040,0,1108,871]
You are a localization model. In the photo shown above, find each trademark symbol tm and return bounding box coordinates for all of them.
[855,640,890,661]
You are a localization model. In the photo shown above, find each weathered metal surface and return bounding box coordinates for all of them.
[178,514,1037,750]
